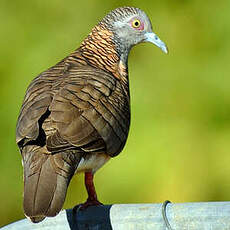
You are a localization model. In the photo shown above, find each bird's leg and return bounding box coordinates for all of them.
[72,171,103,214]
[85,172,98,201]
[80,171,103,209]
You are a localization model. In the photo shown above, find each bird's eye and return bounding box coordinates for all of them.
[132,19,141,28]
[130,19,144,30]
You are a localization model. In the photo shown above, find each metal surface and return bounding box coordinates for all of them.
[2,202,230,230]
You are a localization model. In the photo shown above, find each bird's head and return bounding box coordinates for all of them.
[100,7,168,58]
[79,7,168,79]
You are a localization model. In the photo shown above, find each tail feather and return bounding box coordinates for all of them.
[22,146,81,223]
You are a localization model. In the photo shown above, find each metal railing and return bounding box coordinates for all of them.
[1,201,230,230]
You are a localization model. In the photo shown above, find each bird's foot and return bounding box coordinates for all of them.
[79,199,103,210]
[73,199,103,214]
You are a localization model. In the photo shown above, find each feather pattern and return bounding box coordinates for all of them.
[16,24,130,222]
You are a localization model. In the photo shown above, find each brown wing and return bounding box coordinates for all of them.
[16,61,65,146]
[48,65,130,156]
[16,62,130,157]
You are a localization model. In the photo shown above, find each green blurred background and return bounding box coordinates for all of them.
[1,0,230,227]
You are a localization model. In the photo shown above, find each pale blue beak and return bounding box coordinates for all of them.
[145,32,168,54]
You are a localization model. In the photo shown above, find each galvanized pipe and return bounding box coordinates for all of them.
[1,202,230,230]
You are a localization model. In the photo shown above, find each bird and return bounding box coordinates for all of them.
[16,6,168,223]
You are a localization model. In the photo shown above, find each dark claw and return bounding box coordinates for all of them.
[79,199,103,210]
[73,200,103,213]
[72,204,82,214]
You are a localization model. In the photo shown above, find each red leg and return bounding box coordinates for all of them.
[85,172,97,202]
[79,171,103,210]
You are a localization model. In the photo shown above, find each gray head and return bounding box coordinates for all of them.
[100,7,168,60]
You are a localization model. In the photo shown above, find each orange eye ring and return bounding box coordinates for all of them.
[132,19,141,28]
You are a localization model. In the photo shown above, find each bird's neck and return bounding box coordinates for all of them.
[75,24,129,83]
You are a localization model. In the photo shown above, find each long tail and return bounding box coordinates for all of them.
[22,146,81,223]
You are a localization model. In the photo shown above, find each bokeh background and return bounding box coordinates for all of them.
[1,0,230,227]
